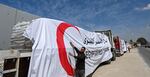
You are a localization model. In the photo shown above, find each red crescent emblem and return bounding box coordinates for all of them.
[56,22,79,76]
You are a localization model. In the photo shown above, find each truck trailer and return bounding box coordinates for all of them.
[95,30,116,61]
[0,18,114,77]
[0,21,32,77]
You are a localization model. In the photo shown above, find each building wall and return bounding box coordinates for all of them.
[0,4,40,49]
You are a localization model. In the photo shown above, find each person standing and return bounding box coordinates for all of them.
[127,43,131,53]
[70,42,86,77]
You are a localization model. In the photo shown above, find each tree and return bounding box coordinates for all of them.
[136,37,148,45]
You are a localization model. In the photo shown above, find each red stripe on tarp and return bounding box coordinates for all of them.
[56,22,79,76]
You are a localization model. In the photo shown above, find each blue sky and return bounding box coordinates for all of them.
[0,0,150,41]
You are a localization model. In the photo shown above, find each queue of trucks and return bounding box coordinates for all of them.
[0,20,129,77]
[95,30,128,63]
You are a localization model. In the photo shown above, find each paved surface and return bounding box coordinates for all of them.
[138,47,150,67]
[92,48,150,77]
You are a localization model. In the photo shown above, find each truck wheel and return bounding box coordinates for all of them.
[111,49,116,61]
[105,59,111,64]
[111,53,116,61]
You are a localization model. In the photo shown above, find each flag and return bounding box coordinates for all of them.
[24,18,112,77]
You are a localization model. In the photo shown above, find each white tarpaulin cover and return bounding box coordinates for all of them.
[120,40,127,53]
[23,18,112,77]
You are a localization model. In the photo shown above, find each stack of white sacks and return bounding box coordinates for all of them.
[10,21,32,50]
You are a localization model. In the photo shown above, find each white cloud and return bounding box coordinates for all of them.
[143,3,150,10]
[136,3,150,11]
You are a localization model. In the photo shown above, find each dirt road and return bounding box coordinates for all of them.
[92,48,150,77]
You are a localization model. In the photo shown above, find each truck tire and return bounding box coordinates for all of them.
[111,52,116,61]
[105,59,111,64]
[111,49,116,61]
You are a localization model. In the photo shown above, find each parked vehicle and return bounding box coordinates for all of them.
[95,30,116,61]
[113,36,123,56]
[0,21,31,77]
[0,19,113,77]
[120,39,128,54]
[0,49,31,77]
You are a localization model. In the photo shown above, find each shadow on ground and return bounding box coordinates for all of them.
[138,47,150,68]
[86,62,111,77]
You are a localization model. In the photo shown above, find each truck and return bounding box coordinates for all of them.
[0,22,32,77]
[0,49,31,77]
[114,36,127,56]
[0,19,114,77]
[95,30,116,62]
[113,36,122,56]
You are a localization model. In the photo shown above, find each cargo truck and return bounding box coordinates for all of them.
[0,22,32,77]
[0,19,114,77]
[95,30,116,62]
[113,36,127,56]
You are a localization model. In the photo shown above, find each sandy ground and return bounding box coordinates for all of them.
[92,48,150,77]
